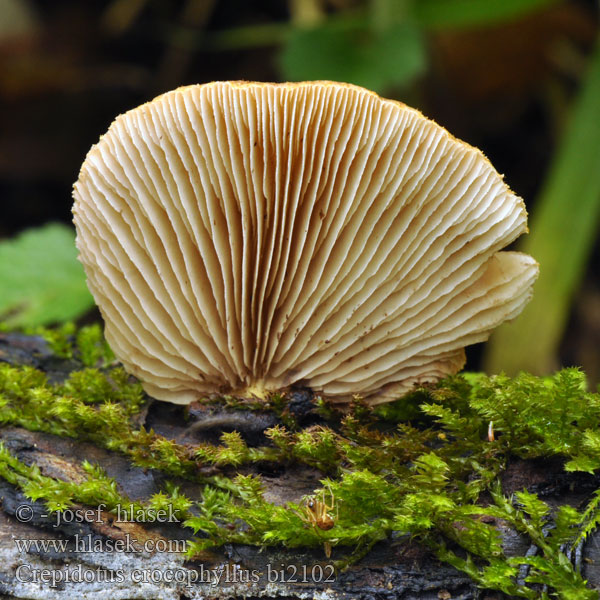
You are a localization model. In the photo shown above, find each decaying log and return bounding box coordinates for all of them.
[0,332,598,599]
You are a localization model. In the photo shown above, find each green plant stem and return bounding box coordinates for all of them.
[485,40,600,376]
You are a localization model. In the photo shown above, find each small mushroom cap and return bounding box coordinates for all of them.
[73,80,538,405]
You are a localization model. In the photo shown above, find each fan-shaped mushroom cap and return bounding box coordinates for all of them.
[73,81,538,405]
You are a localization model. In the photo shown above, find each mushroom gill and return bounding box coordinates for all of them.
[73,80,538,405]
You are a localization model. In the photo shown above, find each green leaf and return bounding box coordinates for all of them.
[279,15,426,93]
[0,223,94,327]
[485,41,600,376]
[415,0,562,30]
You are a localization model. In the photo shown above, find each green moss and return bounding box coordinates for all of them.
[1,328,600,598]
[75,323,115,367]
[436,485,597,599]
[23,323,115,365]
[25,322,77,359]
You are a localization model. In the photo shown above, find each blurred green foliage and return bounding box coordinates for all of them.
[485,40,600,376]
[211,0,565,92]
[0,224,94,327]
[413,0,561,30]
[280,17,426,92]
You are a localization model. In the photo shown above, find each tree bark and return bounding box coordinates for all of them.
[0,332,598,600]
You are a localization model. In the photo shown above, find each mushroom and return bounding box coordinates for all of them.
[73,81,538,405]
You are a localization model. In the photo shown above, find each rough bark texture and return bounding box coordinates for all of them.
[0,332,598,599]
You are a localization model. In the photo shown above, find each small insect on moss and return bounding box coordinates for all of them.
[303,496,336,531]
[299,490,337,558]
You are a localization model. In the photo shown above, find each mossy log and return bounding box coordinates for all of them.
[0,332,599,600]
